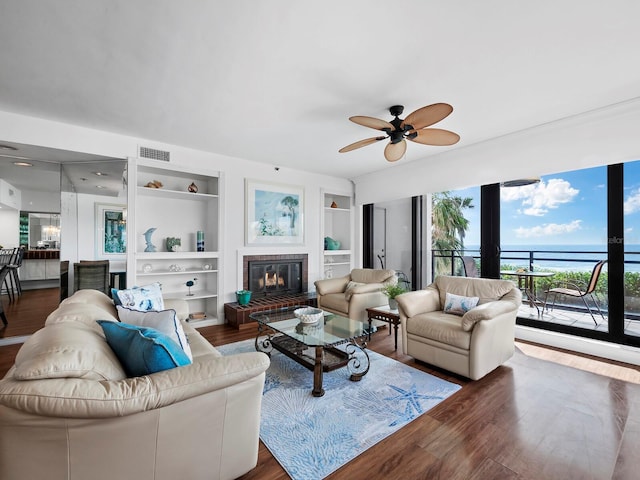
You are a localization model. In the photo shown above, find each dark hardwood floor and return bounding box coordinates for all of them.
[1,289,640,479]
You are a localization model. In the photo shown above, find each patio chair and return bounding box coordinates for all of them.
[460,255,479,278]
[543,260,607,325]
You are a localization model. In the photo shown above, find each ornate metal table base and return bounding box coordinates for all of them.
[255,325,370,397]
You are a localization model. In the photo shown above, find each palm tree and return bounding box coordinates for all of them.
[432,192,474,275]
[280,196,299,231]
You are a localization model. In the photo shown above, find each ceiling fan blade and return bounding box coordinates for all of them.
[384,140,407,162]
[349,116,395,131]
[401,103,453,130]
[339,136,386,153]
[409,128,460,146]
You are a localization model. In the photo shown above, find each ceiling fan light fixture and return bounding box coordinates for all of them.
[339,102,459,162]
[501,178,541,187]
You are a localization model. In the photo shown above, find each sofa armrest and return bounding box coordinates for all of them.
[461,300,519,331]
[315,275,350,295]
[0,352,270,419]
[396,288,440,318]
[350,282,385,295]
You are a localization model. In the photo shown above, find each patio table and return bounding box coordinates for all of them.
[500,270,555,314]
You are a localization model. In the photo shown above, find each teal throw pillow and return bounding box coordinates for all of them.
[111,288,123,306]
[97,320,191,377]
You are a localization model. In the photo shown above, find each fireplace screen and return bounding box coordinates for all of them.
[248,261,302,296]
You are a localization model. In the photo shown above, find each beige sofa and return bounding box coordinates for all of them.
[396,276,521,380]
[0,289,270,480]
[314,268,397,322]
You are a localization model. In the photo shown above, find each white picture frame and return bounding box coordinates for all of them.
[245,180,304,246]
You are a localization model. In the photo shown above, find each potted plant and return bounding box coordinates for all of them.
[382,284,407,310]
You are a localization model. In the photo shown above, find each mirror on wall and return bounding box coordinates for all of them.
[19,212,61,250]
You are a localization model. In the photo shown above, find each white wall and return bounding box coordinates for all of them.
[0,209,19,248]
[20,189,59,213]
[354,98,640,205]
[374,198,412,280]
[0,110,354,309]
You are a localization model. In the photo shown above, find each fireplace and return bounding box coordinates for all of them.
[243,254,308,297]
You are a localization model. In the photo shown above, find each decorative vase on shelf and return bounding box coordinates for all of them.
[324,236,341,250]
[188,182,198,193]
[166,237,181,252]
[196,230,205,252]
[330,201,338,208]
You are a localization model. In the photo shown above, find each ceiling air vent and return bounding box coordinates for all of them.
[138,146,170,162]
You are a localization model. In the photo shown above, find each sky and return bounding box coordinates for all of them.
[454,161,640,247]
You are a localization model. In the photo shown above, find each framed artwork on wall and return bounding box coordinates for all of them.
[245,180,304,245]
[95,203,127,257]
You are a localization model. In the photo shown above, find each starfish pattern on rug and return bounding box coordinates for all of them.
[385,383,444,426]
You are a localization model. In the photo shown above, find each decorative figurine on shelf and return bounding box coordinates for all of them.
[330,201,338,208]
[166,237,181,252]
[188,182,198,193]
[186,278,197,296]
[324,236,341,250]
[143,228,157,252]
[145,180,163,189]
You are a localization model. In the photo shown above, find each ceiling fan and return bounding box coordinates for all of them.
[338,103,460,162]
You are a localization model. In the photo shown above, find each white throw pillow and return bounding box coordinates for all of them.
[116,282,164,312]
[116,306,192,360]
[443,292,480,316]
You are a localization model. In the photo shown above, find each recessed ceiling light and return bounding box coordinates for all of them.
[93,171,108,176]
[0,144,18,151]
[12,161,32,167]
[96,185,105,189]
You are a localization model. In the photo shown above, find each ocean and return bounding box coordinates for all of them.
[460,244,640,272]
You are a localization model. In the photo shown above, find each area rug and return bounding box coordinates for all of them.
[217,339,461,480]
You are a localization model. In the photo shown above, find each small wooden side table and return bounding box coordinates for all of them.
[366,305,401,350]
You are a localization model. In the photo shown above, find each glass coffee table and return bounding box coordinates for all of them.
[250,306,371,397]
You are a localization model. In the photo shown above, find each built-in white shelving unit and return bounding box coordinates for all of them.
[127,158,222,327]
[321,190,353,279]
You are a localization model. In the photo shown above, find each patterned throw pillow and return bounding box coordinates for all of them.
[97,320,191,377]
[115,283,164,312]
[116,306,192,360]
[443,292,480,316]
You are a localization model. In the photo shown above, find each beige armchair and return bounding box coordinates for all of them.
[314,268,397,322]
[396,275,521,380]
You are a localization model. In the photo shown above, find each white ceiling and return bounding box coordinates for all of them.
[1,1,640,181]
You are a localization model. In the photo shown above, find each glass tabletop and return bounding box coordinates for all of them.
[249,305,369,347]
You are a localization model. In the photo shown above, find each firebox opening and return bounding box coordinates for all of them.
[244,254,308,297]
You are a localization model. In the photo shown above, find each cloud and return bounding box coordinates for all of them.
[502,178,579,216]
[624,189,640,214]
[514,220,582,238]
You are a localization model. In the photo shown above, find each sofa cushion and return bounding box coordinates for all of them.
[14,322,126,381]
[435,276,516,307]
[344,281,364,300]
[45,302,119,332]
[406,311,471,350]
[115,282,164,311]
[350,268,395,284]
[97,320,191,377]
[60,289,118,316]
[117,306,193,360]
[443,292,479,316]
